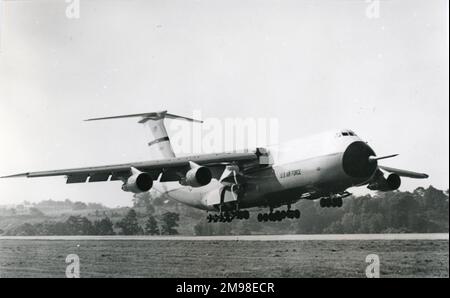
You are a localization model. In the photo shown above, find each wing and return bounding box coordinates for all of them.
[379,165,429,179]
[1,150,270,184]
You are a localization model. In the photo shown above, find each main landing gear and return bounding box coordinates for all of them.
[257,205,300,222]
[320,197,343,208]
[207,210,250,223]
[319,191,351,208]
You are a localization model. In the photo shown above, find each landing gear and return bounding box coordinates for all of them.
[319,191,351,208]
[257,206,300,222]
[320,196,343,208]
[207,210,249,223]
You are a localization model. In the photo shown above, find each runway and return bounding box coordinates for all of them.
[0,233,448,241]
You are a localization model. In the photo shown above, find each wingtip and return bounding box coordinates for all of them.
[0,173,29,178]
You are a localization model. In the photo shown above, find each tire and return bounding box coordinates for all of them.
[274,211,282,221]
[287,210,293,219]
[294,210,300,219]
[257,213,263,222]
[320,198,325,208]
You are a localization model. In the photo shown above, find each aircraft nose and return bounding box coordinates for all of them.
[342,141,378,179]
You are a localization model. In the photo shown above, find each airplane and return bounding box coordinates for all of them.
[1,111,429,223]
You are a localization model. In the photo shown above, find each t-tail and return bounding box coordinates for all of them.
[85,111,202,159]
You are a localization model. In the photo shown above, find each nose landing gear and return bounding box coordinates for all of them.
[320,197,343,208]
[319,192,351,208]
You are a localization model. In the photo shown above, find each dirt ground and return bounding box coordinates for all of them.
[0,238,448,278]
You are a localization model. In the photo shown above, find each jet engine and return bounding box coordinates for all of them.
[121,172,153,193]
[184,166,212,187]
[367,173,401,191]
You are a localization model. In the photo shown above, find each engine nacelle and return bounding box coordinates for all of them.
[184,166,212,187]
[368,173,401,191]
[121,172,153,193]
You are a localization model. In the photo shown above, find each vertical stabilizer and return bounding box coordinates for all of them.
[85,110,202,159]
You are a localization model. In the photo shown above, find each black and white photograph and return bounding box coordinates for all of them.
[0,0,448,284]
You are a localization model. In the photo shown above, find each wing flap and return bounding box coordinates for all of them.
[66,175,89,184]
[88,173,111,182]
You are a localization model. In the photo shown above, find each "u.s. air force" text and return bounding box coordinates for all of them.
[279,169,302,178]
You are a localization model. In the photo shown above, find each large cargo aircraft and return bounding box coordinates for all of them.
[2,111,428,223]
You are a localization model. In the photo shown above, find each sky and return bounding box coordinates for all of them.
[0,0,448,207]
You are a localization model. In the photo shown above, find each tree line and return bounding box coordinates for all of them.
[3,209,180,236]
[2,186,448,236]
[194,186,449,235]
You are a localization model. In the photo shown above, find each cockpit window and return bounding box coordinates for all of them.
[340,130,357,137]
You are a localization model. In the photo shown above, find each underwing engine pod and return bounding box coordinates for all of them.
[121,167,153,193]
[183,161,212,187]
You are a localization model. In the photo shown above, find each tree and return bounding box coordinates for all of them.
[133,192,155,214]
[29,207,45,217]
[94,217,115,235]
[160,212,180,235]
[144,215,160,235]
[115,209,143,235]
[72,201,88,210]
[65,216,95,235]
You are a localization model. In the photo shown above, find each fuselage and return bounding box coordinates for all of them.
[152,129,378,212]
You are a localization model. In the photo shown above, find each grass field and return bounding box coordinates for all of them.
[0,238,448,278]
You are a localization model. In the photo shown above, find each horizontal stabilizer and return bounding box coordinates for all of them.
[379,165,429,179]
[368,154,398,162]
[85,110,202,123]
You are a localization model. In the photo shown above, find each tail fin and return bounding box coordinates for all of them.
[85,111,202,159]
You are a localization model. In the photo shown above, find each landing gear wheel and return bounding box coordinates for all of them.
[274,211,280,221]
[243,210,250,219]
[336,197,343,207]
[294,209,300,219]
[287,210,294,219]
[320,198,326,208]
[269,213,275,222]
[257,213,263,222]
